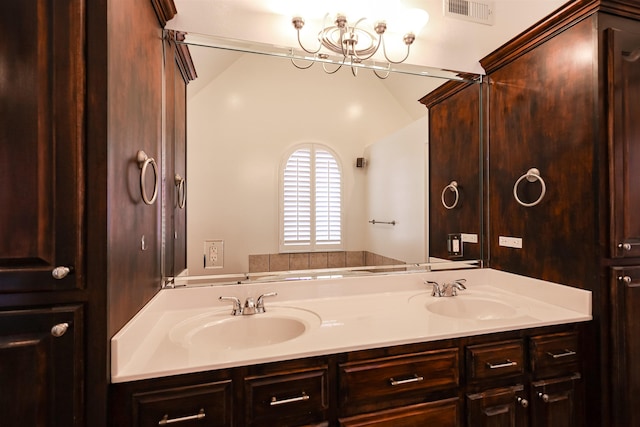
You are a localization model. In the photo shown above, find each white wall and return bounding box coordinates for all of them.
[187,50,426,275]
[364,117,427,263]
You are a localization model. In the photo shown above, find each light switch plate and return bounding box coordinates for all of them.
[499,236,523,249]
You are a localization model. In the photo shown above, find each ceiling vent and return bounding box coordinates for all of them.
[443,0,495,25]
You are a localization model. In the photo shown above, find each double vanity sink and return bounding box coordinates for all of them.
[111,268,591,383]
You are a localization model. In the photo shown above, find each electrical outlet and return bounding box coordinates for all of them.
[204,240,224,268]
[499,236,523,249]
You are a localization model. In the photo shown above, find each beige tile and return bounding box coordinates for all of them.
[327,251,346,268]
[269,253,290,271]
[249,254,270,273]
[309,252,328,269]
[346,251,365,267]
[289,253,310,271]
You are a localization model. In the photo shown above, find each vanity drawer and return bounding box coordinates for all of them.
[132,381,233,427]
[244,367,329,426]
[530,331,580,375]
[339,348,459,416]
[466,340,525,381]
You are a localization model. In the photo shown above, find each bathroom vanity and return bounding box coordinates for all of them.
[110,269,591,426]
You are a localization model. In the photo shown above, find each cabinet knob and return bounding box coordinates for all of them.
[618,242,640,251]
[516,396,529,408]
[52,266,73,279]
[51,322,69,337]
[538,392,550,403]
[619,276,632,284]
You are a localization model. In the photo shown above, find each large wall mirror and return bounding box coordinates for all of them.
[165,33,483,284]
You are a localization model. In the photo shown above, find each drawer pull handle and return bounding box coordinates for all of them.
[547,349,576,359]
[389,374,424,386]
[158,408,205,425]
[270,392,309,406]
[486,359,518,369]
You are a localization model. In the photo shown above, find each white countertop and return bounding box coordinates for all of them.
[111,268,592,383]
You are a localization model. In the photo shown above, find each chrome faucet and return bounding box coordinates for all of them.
[426,279,467,297]
[219,292,278,315]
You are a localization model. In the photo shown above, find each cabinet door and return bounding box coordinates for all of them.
[132,381,233,427]
[0,306,83,427]
[339,398,460,427]
[610,266,640,426]
[529,374,582,427]
[466,385,528,427]
[0,0,85,292]
[245,367,329,426]
[607,28,640,258]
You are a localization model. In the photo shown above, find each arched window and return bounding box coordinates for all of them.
[280,144,343,251]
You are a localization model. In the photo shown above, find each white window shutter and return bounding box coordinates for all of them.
[281,144,342,251]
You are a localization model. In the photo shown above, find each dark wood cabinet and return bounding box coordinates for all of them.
[111,324,584,427]
[475,2,640,424]
[0,306,83,427]
[338,348,459,417]
[132,381,233,427]
[610,266,640,426]
[163,34,195,279]
[466,385,528,427]
[0,1,87,425]
[420,81,483,261]
[0,0,85,293]
[244,366,329,426]
[607,27,640,259]
[529,374,582,427]
[339,398,461,427]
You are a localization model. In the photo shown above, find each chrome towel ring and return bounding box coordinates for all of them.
[513,168,546,207]
[441,181,459,210]
[175,174,186,209]
[137,150,159,205]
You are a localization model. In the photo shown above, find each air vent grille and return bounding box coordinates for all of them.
[444,0,495,25]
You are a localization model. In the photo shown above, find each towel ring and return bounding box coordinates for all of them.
[175,174,186,209]
[441,181,459,210]
[137,150,158,205]
[513,168,546,207]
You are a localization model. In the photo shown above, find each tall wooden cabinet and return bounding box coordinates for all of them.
[478,1,640,425]
[420,81,483,262]
[1,0,191,426]
[0,1,86,426]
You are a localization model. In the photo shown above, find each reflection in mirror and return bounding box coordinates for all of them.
[167,34,482,284]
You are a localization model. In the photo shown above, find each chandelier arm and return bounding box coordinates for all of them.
[296,30,323,55]
[351,35,383,61]
[373,68,390,79]
[291,57,315,69]
[322,62,343,74]
[349,17,383,62]
[381,37,412,64]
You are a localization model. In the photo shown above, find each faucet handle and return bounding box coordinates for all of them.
[219,296,243,315]
[425,280,441,297]
[256,292,278,313]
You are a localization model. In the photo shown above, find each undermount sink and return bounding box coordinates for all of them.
[425,297,520,320]
[169,307,321,351]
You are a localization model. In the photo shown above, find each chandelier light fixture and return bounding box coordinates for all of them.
[290,12,422,78]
